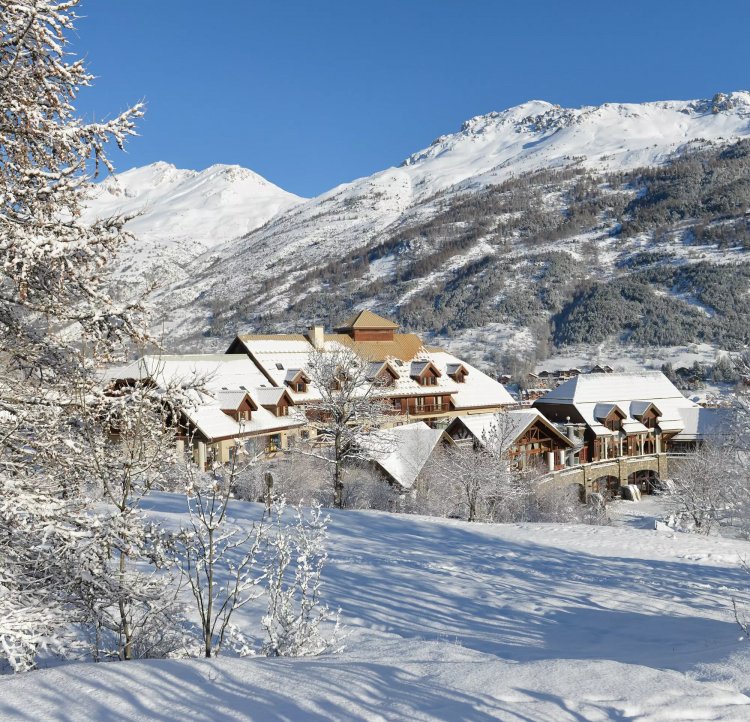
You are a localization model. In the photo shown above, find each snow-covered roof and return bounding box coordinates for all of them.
[428,351,514,410]
[536,371,698,436]
[366,422,447,489]
[109,354,269,396]
[674,407,734,441]
[182,401,303,442]
[107,354,304,442]
[215,390,254,411]
[254,387,288,406]
[233,334,514,412]
[537,371,692,406]
[593,403,624,421]
[448,409,574,452]
[410,360,439,378]
[621,420,649,434]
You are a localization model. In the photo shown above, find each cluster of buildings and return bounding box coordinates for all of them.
[110,311,731,500]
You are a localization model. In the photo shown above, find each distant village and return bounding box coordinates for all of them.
[109,311,733,502]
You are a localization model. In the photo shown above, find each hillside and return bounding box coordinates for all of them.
[91,92,750,376]
[83,161,304,289]
[1,495,748,721]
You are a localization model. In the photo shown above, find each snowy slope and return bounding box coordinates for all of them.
[83,161,304,284]
[154,91,750,347]
[1,495,749,721]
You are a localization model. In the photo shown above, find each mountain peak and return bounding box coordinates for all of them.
[401,91,750,183]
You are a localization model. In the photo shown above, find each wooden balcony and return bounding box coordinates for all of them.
[409,404,447,415]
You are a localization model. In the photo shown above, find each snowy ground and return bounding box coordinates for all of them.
[2,494,750,721]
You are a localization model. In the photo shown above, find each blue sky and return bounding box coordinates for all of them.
[73,1,750,197]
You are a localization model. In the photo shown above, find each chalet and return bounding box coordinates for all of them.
[589,364,614,374]
[226,311,515,424]
[107,355,305,468]
[445,409,575,472]
[532,371,731,464]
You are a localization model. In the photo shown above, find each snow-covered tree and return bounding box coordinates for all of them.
[300,346,394,508]
[667,441,742,534]
[262,500,341,657]
[174,454,266,659]
[0,0,144,670]
[418,414,527,522]
[72,382,186,661]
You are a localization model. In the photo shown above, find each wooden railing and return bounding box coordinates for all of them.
[409,405,447,415]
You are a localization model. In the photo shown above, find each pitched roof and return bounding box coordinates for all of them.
[284,368,309,383]
[335,310,400,331]
[446,363,468,376]
[106,354,304,441]
[674,407,733,441]
[428,351,514,409]
[254,387,289,406]
[410,360,441,378]
[534,372,697,437]
[630,401,662,418]
[536,371,689,405]
[593,403,625,421]
[448,410,574,452]
[366,422,447,489]
[325,333,425,362]
[215,390,256,411]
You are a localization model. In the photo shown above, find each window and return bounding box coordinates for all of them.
[296,381,306,393]
[421,375,437,386]
[276,363,284,370]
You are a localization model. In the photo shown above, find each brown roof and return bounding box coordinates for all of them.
[334,310,400,331]
[237,334,309,342]
[231,327,425,363]
[327,333,425,362]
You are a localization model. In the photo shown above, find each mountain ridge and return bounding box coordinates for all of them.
[89,92,750,377]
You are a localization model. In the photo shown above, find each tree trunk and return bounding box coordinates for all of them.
[333,437,344,508]
[205,527,214,658]
[118,550,133,660]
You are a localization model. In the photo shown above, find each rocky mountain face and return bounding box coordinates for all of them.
[91,93,750,377]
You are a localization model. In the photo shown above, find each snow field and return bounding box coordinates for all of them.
[1,494,749,720]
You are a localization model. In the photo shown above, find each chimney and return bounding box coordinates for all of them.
[308,325,325,350]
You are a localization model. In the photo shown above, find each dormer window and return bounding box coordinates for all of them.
[367,361,399,388]
[258,388,294,418]
[217,390,257,424]
[285,369,310,394]
[410,360,442,387]
[378,367,398,387]
[447,363,468,383]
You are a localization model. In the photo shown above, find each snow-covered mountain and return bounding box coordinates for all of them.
[131,93,750,372]
[83,161,304,285]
